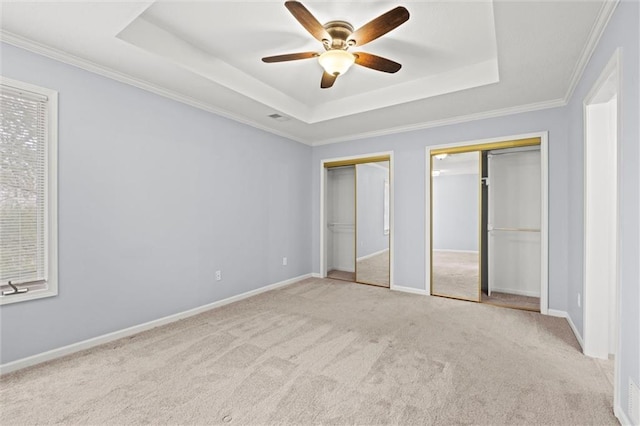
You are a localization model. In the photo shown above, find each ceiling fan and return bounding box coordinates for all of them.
[262,1,410,89]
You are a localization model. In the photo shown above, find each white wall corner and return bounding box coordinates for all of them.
[567,313,585,350]
[546,309,568,318]
[546,309,584,350]
[563,0,620,102]
[614,402,635,426]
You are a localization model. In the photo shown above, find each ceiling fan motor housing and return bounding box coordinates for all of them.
[323,20,355,50]
[262,2,409,88]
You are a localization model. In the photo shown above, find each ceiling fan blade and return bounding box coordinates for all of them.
[354,52,402,73]
[262,52,319,63]
[321,71,337,89]
[285,1,331,44]
[348,6,410,47]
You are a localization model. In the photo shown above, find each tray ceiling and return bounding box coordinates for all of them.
[0,1,609,145]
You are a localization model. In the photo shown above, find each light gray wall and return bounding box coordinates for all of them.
[564,0,639,419]
[0,43,312,364]
[356,163,389,258]
[432,174,479,251]
[311,107,570,313]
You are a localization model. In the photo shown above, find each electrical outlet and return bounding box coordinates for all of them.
[282,257,287,266]
[216,270,222,281]
[578,293,581,308]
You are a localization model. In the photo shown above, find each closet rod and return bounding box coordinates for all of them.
[489,227,540,233]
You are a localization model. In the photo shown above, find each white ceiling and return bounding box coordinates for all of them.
[0,1,611,146]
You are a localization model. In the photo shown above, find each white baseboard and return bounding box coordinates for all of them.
[490,287,540,298]
[546,309,584,350]
[0,273,311,375]
[391,285,429,296]
[546,309,567,318]
[311,272,323,278]
[615,403,634,426]
[356,248,389,262]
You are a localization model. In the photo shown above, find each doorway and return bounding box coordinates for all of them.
[321,154,393,288]
[428,136,548,312]
[583,50,620,364]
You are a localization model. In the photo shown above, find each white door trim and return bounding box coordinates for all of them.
[424,131,549,314]
[582,48,621,414]
[320,151,395,288]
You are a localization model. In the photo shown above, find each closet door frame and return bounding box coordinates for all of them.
[320,152,394,289]
[425,132,549,314]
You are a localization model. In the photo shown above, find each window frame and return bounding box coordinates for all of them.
[0,76,58,305]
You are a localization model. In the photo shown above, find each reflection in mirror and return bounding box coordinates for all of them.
[431,151,480,301]
[356,161,390,287]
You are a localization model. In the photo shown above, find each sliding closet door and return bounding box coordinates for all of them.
[355,161,390,287]
[326,166,355,281]
[431,151,481,301]
[487,149,541,299]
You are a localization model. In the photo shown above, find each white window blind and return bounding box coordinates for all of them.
[0,84,48,287]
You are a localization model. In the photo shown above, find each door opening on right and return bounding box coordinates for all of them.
[482,146,541,311]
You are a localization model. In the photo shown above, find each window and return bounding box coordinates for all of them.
[0,77,57,305]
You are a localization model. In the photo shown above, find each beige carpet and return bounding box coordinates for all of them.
[327,269,355,282]
[483,291,541,312]
[0,278,616,425]
[356,249,390,287]
[432,250,480,300]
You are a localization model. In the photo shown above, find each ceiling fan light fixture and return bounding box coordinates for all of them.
[318,50,355,76]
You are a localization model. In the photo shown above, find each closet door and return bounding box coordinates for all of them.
[355,161,390,287]
[487,149,541,298]
[326,166,355,280]
[431,151,481,301]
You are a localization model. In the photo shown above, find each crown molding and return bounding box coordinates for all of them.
[0,30,310,146]
[310,98,566,146]
[563,0,619,103]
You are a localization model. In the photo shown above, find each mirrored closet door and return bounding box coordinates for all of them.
[356,161,390,287]
[325,156,391,288]
[430,151,481,301]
